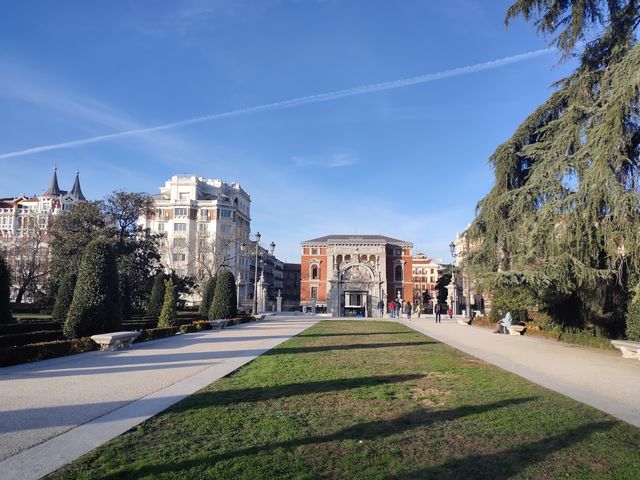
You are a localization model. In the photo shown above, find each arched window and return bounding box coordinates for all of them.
[311,265,319,279]
[395,265,403,281]
[336,255,343,265]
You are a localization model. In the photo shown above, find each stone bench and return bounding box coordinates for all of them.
[208,319,230,329]
[506,325,526,336]
[611,340,640,359]
[90,331,140,351]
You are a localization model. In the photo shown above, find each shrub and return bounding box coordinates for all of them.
[145,273,165,317]
[625,287,640,341]
[0,330,64,348]
[51,272,77,323]
[134,326,179,342]
[198,276,217,315]
[63,239,122,339]
[0,321,61,335]
[209,271,237,320]
[180,324,198,334]
[0,254,13,324]
[158,278,178,327]
[193,320,213,331]
[0,337,98,368]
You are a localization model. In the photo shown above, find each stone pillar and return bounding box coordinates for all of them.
[235,274,242,309]
[276,289,282,312]
[257,272,267,313]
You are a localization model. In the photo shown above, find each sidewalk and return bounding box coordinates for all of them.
[397,316,640,428]
[0,316,318,480]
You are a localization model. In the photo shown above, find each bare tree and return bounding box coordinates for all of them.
[5,213,49,303]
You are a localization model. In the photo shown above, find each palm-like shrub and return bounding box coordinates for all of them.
[209,271,236,320]
[146,272,165,317]
[158,278,178,327]
[51,272,77,323]
[199,276,217,315]
[64,239,121,339]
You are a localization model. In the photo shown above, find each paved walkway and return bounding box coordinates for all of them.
[0,316,318,480]
[396,316,640,428]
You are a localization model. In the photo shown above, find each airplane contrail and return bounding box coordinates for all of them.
[0,47,556,160]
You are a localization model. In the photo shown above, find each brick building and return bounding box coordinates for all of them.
[300,235,413,317]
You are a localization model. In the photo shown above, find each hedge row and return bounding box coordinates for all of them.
[0,330,64,348]
[0,322,62,335]
[0,337,98,368]
[9,304,51,315]
[133,327,179,343]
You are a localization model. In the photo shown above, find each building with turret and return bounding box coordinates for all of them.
[0,168,87,301]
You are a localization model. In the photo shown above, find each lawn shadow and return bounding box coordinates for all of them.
[99,397,537,479]
[385,420,616,480]
[0,374,423,434]
[296,332,409,338]
[263,341,437,355]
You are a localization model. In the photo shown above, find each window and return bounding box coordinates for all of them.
[174,223,186,232]
[199,209,209,220]
[173,238,186,247]
[311,265,319,279]
[430,268,434,274]
[311,287,317,299]
[395,265,403,281]
[219,209,232,218]
[311,248,318,255]
[221,224,231,234]
[179,192,188,200]
[172,253,186,262]
[197,223,207,232]
[157,222,164,233]
[395,249,401,256]
[175,208,188,218]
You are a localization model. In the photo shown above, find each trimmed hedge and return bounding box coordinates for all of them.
[0,337,99,368]
[0,322,62,335]
[134,327,179,342]
[198,276,217,316]
[0,330,64,348]
[209,271,236,320]
[179,324,198,334]
[158,279,177,328]
[145,273,165,317]
[51,272,77,323]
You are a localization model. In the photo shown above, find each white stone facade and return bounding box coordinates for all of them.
[138,175,252,304]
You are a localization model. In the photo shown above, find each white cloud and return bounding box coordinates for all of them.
[291,152,359,168]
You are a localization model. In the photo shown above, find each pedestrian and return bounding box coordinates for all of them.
[435,303,441,323]
[377,299,384,318]
[448,306,453,318]
[493,309,512,334]
[394,299,401,318]
[406,301,412,320]
[389,301,395,318]
[414,303,421,318]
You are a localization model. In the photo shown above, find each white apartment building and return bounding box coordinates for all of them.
[412,252,440,305]
[139,175,252,303]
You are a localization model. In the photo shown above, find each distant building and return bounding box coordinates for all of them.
[138,175,252,304]
[300,235,413,317]
[0,168,86,301]
[282,263,301,309]
[452,230,488,315]
[411,253,440,306]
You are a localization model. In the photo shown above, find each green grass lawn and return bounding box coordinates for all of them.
[47,321,640,480]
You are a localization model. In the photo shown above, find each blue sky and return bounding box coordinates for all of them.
[0,0,577,263]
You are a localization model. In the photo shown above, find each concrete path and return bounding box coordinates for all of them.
[397,316,640,428]
[0,316,318,480]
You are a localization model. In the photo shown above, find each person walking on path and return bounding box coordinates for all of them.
[406,301,412,320]
[435,303,441,323]
[389,301,395,318]
[414,303,421,319]
[447,306,453,319]
[394,299,401,318]
[377,299,384,318]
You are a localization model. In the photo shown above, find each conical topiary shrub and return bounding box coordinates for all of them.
[64,239,121,339]
[146,272,165,317]
[0,254,13,324]
[198,276,217,315]
[51,271,77,323]
[158,278,177,328]
[209,271,236,320]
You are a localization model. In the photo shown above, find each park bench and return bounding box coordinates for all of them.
[611,340,640,359]
[208,319,230,329]
[90,331,140,351]
[506,325,526,335]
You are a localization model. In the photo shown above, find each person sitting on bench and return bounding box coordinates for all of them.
[493,309,512,334]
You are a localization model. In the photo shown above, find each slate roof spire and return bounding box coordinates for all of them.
[42,168,62,197]
[69,170,86,201]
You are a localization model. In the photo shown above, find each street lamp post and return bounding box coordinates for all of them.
[241,233,275,315]
[449,241,456,316]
